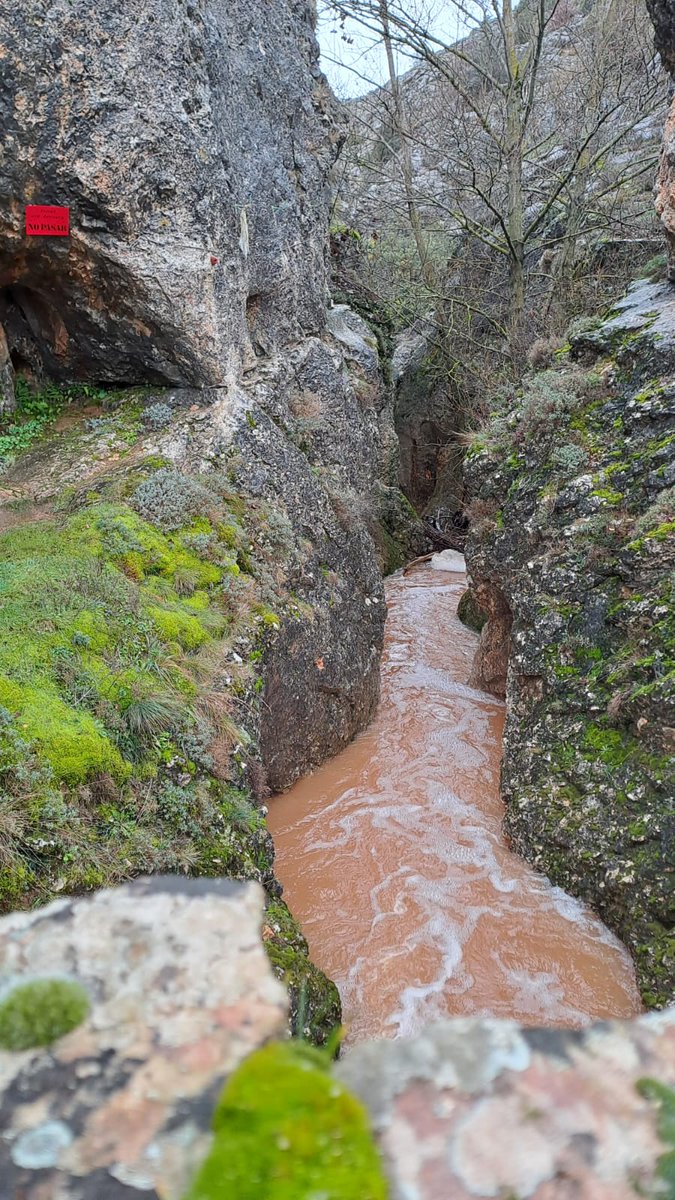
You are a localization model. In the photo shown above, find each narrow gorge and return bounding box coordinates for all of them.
[270,557,642,1043]
[0,0,673,1197]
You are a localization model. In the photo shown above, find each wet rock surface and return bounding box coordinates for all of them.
[0,0,340,386]
[0,877,288,1200]
[338,1012,675,1200]
[464,287,675,1006]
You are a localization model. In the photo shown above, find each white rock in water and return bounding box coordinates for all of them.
[430,550,466,573]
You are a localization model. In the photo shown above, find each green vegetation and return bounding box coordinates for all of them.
[0,423,343,1042]
[0,477,274,906]
[0,380,91,465]
[637,1079,675,1198]
[183,1041,388,1200]
[264,899,341,1044]
[466,331,675,1008]
[0,978,90,1050]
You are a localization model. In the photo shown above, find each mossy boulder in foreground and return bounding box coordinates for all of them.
[184,1042,387,1200]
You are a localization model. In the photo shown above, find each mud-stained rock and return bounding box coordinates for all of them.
[0,877,288,1200]
[0,0,341,387]
[337,1013,675,1200]
[467,582,512,698]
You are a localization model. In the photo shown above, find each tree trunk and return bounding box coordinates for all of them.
[379,1,438,295]
[503,0,527,358]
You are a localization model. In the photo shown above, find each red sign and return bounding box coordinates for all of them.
[25,205,70,237]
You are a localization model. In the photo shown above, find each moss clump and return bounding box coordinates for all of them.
[264,899,342,1046]
[147,606,209,650]
[0,978,90,1050]
[183,1042,388,1200]
[457,588,487,633]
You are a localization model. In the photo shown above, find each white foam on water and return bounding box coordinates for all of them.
[268,568,643,1044]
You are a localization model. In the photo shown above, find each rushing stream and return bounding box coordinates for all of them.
[268,560,642,1045]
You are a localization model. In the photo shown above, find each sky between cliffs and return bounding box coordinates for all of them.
[317,2,465,97]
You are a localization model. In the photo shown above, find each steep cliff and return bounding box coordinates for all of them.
[0,0,339,396]
[648,0,675,279]
[464,286,674,1006]
[0,0,416,1042]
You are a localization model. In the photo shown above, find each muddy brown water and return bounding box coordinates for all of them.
[268,563,642,1045]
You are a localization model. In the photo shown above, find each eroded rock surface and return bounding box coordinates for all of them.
[464,287,675,1006]
[338,1013,675,1200]
[648,0,675,277]
[0,0,340,386]
[0,876,288,1200]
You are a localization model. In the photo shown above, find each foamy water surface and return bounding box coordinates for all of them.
[268,564,642,1044]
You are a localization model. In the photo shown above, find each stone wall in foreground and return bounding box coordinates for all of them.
[1,879,674,1200]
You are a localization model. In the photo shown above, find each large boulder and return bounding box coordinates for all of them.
[0,0,341,386]
[0,877,288,1199]
[338,1014,675,1200]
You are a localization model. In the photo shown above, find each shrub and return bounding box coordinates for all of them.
[565,314,603,342]
[527,337,562,371]
[550,443,589,475]
[131,469,214,531]
[141,402,173,431]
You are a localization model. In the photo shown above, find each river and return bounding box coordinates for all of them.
[268,559,642,1045]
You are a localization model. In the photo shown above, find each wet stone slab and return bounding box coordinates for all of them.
[337,1013,675,1200]
[0,877,288,1200]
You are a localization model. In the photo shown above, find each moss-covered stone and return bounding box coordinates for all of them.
[183,1041,388,1200]
[636,1079,675,1197]
[0,978,90,1050]
[264,898,341,1046]
[457,588,487,633]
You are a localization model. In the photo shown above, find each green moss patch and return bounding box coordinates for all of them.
[0,978,90,1050]
[0,451,342,1046]
[184,1042,388,1200]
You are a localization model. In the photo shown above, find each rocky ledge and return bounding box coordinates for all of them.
[1,879,675,1200]
[463,281,674,1007]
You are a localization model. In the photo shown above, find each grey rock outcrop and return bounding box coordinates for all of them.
[464,285,675,1007]
[0,0,341,387]
[0,877,288,1200]
[648,0,675,276]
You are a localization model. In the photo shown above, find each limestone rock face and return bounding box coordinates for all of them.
[647,0,675,76]
[0,876,288,1200]
[0,0,340,386]
[648,0,675,277]
[338,1014,675,1200]
[0,321,14,413]
[464,283,675,1007]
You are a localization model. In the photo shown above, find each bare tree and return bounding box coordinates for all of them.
[324,0,666,357]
